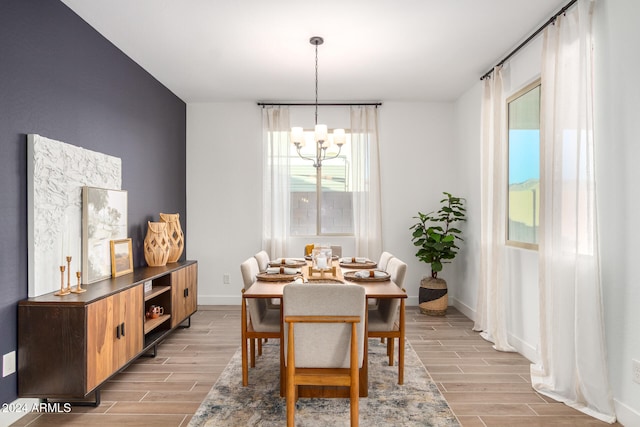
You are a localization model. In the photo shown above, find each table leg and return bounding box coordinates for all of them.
[241,296,248,386]
[399,298,405,385]
[279,298,286,397]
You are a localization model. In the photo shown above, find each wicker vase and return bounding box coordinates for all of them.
[143,221,170,267]
[160,213,184,263]
[418,276,448,316]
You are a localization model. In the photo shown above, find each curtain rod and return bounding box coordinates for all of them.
[257,102,382,107]
[479,0,577,80]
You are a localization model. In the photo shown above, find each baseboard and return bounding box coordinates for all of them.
[614,398,640,426]
[198,295,241,305]
[507,332,537,363]
[450,297,476,321]
[0,398,40,425]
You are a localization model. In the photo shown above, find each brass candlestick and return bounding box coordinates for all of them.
[54,265,70,296]
[71,271,86,293]
[66,256,72,293]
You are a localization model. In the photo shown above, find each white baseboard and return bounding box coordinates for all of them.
[0,398,40,426]
[450,297,476,321]
[614,398,640,426]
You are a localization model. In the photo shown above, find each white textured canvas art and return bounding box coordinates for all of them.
[27,134,121,297]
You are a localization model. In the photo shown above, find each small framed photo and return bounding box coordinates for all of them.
[110,238,133,278]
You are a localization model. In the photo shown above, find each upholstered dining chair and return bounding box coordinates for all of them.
[377,251,394,271]
[254,250,270,272]
[240,257,280,376]
[254,250,280,310]
[283,283,366,427]
[367,257,407,378]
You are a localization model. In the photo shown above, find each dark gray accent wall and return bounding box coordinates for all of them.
[0,0,187,404]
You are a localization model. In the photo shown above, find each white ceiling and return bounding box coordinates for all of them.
[61,0,567,103]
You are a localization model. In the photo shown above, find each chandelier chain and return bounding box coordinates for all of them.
[314,41,319,125]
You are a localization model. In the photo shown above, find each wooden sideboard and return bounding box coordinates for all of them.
[18,260,198,403]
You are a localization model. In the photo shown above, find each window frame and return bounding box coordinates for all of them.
[505,79,541,250]
[289,128,354,237]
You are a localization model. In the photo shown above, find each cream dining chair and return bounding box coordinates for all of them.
[240,257,280,377]
[367,257,407,381]
[283,283,366,427]
[377,251,394,271]
[254,250,270,272]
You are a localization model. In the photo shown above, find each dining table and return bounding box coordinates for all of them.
[241,258,407,398]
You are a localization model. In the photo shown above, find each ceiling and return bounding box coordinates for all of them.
[60,0,567,103]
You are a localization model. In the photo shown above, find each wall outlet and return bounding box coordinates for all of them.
[3,351,16,377]
[223,273,230,284]
[633,359,640,384]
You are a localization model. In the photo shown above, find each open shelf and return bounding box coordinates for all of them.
[144,285,171,301]
[144,313,171,334]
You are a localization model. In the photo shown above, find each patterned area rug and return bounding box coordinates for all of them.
[190,339,460,427]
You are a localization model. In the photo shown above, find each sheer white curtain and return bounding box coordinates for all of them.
[261,106,290,258]
[531,0,615,422]
[473,66,516,352]
[350,105,382,259]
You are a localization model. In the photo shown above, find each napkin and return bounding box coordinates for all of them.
[354,270,387,278]
[341,257,368,264]
[272,258,299,266]
[266,267,300,275]
[291,277,304,284]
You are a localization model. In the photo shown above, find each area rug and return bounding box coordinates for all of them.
[190,339,460,427]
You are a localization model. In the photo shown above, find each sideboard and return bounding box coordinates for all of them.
[18,260,197,404]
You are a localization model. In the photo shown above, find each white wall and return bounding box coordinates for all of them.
[593,0,640,424]
[186,102,263,304]
[187,101,455,305]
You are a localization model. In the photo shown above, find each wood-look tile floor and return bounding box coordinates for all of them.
[12,306,622,426]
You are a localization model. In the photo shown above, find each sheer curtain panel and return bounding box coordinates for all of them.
[262,106,291,258]
[350,105,382,260]
[530,0,615,422]
[473,66,516,352]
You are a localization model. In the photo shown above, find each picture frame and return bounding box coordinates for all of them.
[110,238,133,278]
[82,186,128,283]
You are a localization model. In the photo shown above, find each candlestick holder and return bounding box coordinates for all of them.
[54,265,70,296]
[66,256,72,293]
[71,271,86,293]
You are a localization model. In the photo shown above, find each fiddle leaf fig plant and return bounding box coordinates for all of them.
[410,192,466,278]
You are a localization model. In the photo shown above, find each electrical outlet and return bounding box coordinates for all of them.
[223,273,230,284]
[3,351,16,377]
[633,359,640,384]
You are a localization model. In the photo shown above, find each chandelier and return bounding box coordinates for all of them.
[290,36,345,168]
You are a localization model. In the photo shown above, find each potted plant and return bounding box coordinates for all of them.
[410,192,466,316]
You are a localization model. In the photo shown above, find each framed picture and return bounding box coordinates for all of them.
[110,238,133,277]
[82,187,128,283]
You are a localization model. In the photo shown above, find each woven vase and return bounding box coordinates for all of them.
[160,213,184,263]
[143,221,170,267]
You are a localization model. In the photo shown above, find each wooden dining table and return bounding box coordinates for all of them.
[241,260,407,398]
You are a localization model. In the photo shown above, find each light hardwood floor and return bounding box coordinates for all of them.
[12,306,622,426]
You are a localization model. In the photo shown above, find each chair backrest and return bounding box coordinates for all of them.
[378,251,394,271]
[374,257,407,330]
[240,257,260,291]
[283,283,366,368]
[386,257,407,289]
[330,245,342,258]
[240,257,268,328]
[254,250,270,272]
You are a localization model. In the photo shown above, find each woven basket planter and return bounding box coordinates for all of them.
[418,276,448,316]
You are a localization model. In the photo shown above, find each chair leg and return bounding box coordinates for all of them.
[258,338,263,356]
[388,337,395,366]
[250,338,256,368]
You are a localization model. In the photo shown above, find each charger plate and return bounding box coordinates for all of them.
[256,272,302,282]
[343,270,390,282]
[339,260,377,269]
[267,259,307,268]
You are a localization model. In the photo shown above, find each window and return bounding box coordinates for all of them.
[507,81,540,248]
[289,130,354,236]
